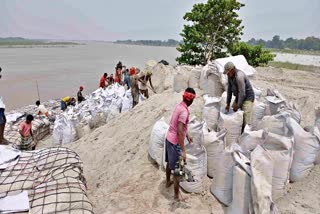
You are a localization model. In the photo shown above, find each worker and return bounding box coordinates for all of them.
[139,70,154,99]
[0,98,6,145]
[107,74,115,85]
[129,67,139,108]
[77,86,85,103]
[114,61,122,84]
[35,100,49,117]
[224,62,255,132]
[100,73,108,89]
[123,68,130,89]
[61,96,76,111]
[165,87,195,201]
[19,114,34,150]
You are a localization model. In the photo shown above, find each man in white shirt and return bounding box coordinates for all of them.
[35,100,49,117]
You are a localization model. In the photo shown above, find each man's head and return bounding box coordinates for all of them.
[26,114,34,124]
[223,62,236,78]
[110,74,113,77]
[80,86,84,91]
[104,73,108,78]
[35,100,40,106]
[183,88,196,107]
[130,67,136,76]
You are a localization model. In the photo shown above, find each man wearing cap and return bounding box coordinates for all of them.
[77,86,85,103]
[224,62,255,132]
[165,87,195,201]
[138,71,154,99]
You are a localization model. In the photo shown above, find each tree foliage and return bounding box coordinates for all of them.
[176,0,244,65]
[230,42,275,67]
[248,36,320,51]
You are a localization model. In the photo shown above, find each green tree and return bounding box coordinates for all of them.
[230,42,275,67]
[176,0,244,65]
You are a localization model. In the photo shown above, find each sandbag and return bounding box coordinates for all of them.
[180,143,207,193]
[239,126,268,156]
[53,116,77,144]
[228,152,253,214]
[189,67,202,89]
[173,68,190,93]
[264,133,293,200]
[257,112,290,136]
[121,89,133,113]
[218,111,244,146]
[201,63,224,97]
[250,145,277,214]
[265,96,286,115]
[210,144,242,206]
[287,117,320,182]
[251,101,266,131]
[202,95,221,131]
[188,117,204,145]
[148,118,169,166]
[204,128,227,178]
[151,63,175,93]
[253,86,262,99]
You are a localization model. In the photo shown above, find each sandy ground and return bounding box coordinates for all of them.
[39,66,320,213]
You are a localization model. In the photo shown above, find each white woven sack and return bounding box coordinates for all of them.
[218,111,244,146]
[251,101,266,131]
[202,95,221,131]
[188,117,204,145]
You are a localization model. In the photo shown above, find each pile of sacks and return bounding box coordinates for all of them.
[148,56,320,213]
[3,99,61,149]
[53,84,133,144]
[0,146,93,213]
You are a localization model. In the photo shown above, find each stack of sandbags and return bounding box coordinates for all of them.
[180,143,207,193]
[239,126,268,157]
[218,111,244,146]
[53,115,77,145]
[121,89,133,113]
[148,118,169,166]
[202,95,221,131]
[0,146,93,213]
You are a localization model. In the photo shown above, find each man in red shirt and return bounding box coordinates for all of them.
[99,73,108,89]
[19,114,34,150]
[165,87,196,201]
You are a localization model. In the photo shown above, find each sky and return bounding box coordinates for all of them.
[0,0,319,41]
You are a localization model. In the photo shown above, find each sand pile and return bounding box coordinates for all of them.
[46,64,320,213]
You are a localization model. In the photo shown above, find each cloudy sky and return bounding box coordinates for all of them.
[0,0,319,41]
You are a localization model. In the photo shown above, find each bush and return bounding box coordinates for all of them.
[229,42,275,67]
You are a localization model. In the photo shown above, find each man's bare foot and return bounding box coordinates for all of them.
[174,194,188,202]
[166,181,173,188]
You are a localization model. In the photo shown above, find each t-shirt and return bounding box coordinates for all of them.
[62,96,71,103]
[20,121,32,137]
[0,108,5,125]
[166,101,189,145]
[100,76,106,88]
[37,105,48,116]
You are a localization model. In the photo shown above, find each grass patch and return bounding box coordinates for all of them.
[266,48,320,56]
[268,61,320,72]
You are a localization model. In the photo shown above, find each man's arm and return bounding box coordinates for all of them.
[177,122,186,160]
[237,74,246,108]
[226,80,232,105]
[149,76,154,90]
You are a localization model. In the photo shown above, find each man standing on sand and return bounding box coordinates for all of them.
[129,67,140,108]
[165,87,196,201]
[0,98,7,145]
[100,73,108,89]
[224,62,255,132]
[77,86,85,103]
[139,71,155,99]
[19,114,34,150]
